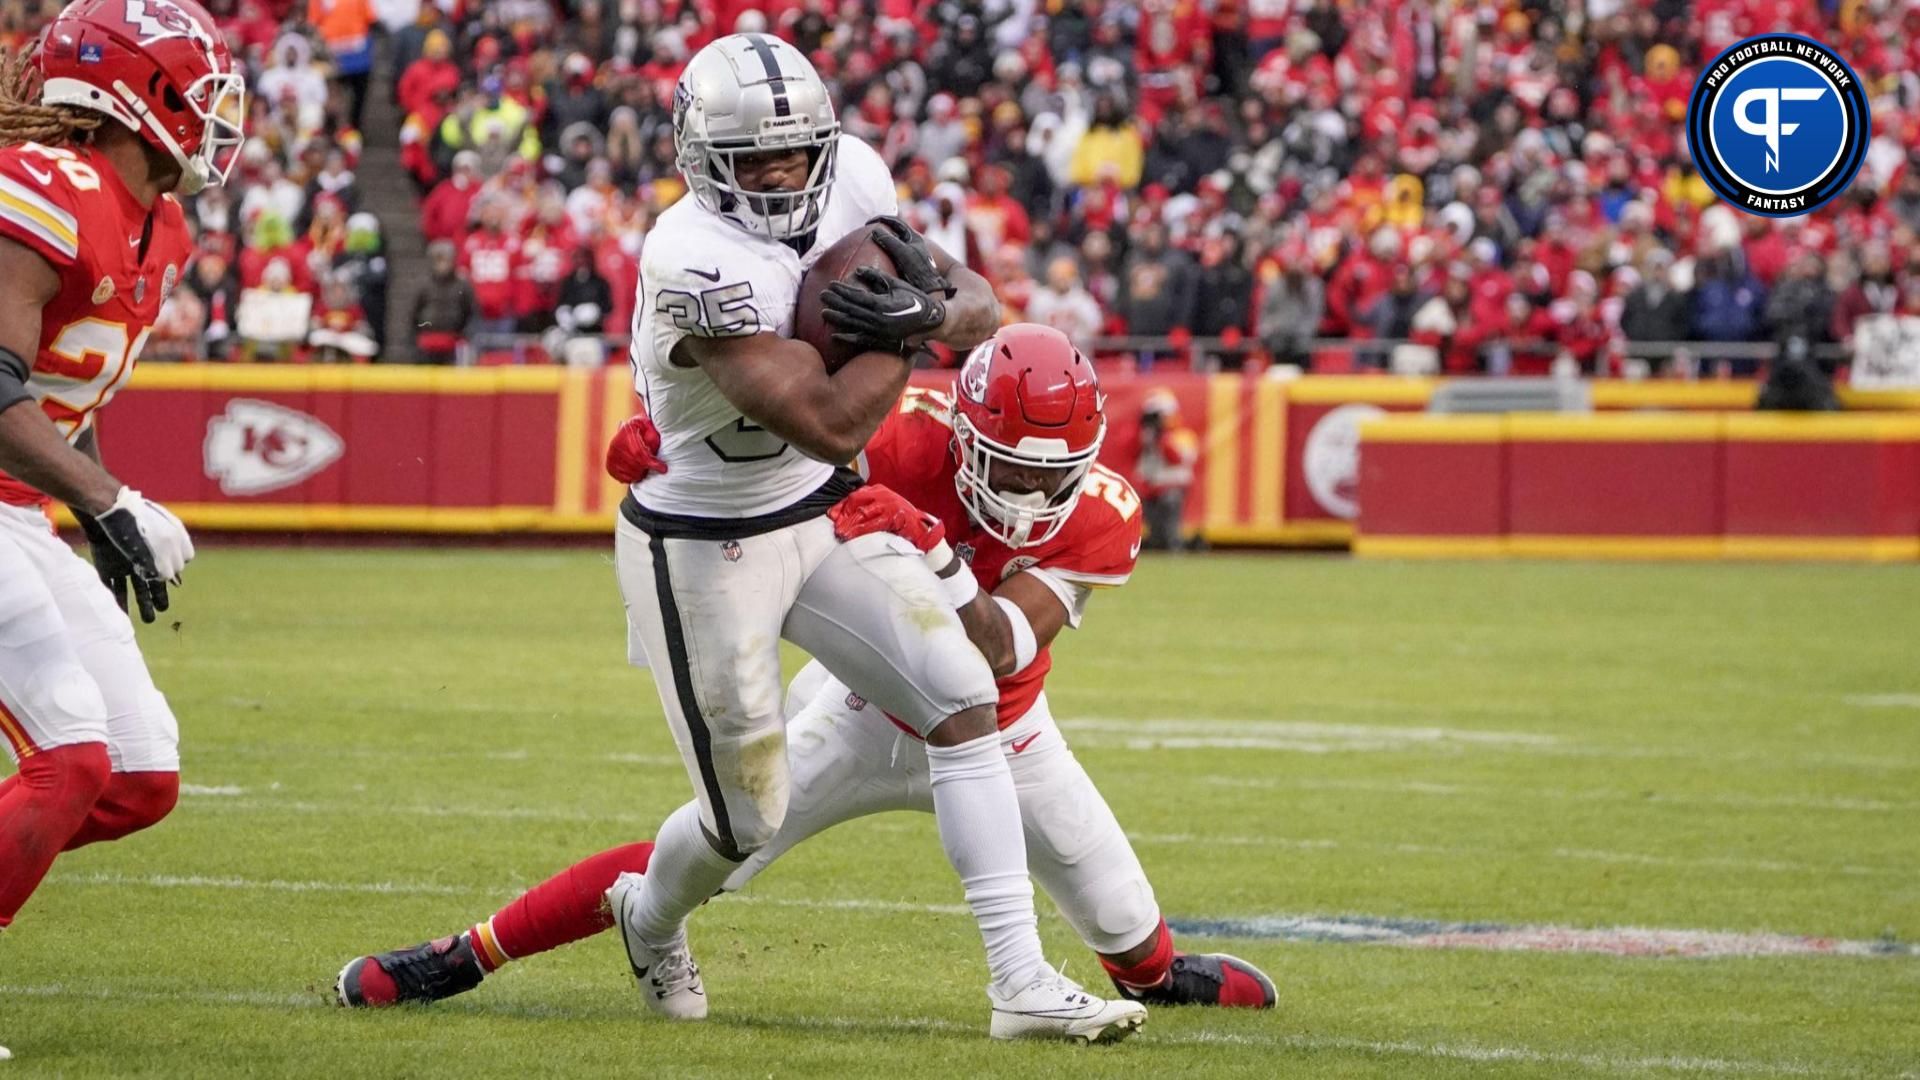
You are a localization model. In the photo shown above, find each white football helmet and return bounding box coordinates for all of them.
[673,33,839,240]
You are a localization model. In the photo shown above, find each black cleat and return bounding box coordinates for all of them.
[336,934,486,1007]
[1114,952,1277,1008]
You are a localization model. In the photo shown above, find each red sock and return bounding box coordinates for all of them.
[468,842,654,972]
[0,744,113,928]
[62,771,178,851]
[1100,918,1176,991]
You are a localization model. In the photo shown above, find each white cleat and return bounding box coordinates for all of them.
[988,965,1148,1043]
[607,872,707,1020]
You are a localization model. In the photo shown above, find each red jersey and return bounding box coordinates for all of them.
[0,142,192,507]
[860,387,1143,729]
[460,229,520,320]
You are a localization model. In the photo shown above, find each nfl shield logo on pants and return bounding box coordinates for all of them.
[721,540,743,563]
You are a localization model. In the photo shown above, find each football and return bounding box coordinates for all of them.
[793,225,899,372]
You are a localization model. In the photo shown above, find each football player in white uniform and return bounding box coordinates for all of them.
[342,34,1141,1042]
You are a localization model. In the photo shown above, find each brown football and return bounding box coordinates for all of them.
[793,225,898,372]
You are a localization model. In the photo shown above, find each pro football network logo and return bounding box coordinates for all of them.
[203,399,343,495]
[1686,34,1869,217]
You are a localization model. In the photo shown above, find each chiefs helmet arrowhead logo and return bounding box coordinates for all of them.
[203,399,344,495]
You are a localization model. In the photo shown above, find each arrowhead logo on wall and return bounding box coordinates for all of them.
[203,399,345,496]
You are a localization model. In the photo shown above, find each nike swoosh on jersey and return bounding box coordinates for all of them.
[21,164,52,186]
[687,267,722,282]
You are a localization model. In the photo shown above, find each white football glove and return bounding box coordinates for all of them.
[110,486,195,583]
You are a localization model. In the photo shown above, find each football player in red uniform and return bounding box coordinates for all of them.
[0,0,243,978]
[337,325,1275,1012]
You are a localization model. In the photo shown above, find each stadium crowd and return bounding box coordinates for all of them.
[19,0,1920,376]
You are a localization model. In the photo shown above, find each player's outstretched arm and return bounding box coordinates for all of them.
[0,235,120,515]
[680,333,911,465]
[963,571,1072,679]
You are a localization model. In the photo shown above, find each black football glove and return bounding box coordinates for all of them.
[77,506,170,624]
[865,215,955,299]
[821,266,948,355]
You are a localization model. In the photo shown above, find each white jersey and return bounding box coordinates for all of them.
[629,135,900,519]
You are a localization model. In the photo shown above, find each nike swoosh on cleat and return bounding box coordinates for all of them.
[687,267,722,282]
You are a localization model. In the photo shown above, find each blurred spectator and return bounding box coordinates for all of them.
[461,198,522,337]
[1619,250,1692,367]
[239,160,306,234]
[1068,95,1143,189]
[185,250,242,362]
[333,213,390,351]
[1120,223,1196,339]
[255,35,328,118]
[1256,255,1324,367]
[309,273,380,362]
[550,251,615,367]
[966,164,1031,261]
[1482,295,1558,376]
[1359,264,1429,367]
[1135,390,1196,552]
[1026,256,1103,347]
[397,28,459,122]
[1407,267,1473,375]
[422,150,482,243]
[1691,251,1768,373]
[309,0,376,128]
[1831,245,1900,347]
[238,210,315,294]
[1192,234,1254,339]
[412,240,475,366]
[516,190,578,333]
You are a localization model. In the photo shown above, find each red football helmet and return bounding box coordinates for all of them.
[951,324,1106,548]
[37,0,245,194]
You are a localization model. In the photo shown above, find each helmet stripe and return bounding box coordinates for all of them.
[745,34,791,118]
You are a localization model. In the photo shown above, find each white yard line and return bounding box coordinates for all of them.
[0,981,1848,1076]
[1200,775,1920,814]
[1841,694,1920,709]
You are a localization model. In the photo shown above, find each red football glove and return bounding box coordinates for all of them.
[828,484,945,553]
[606,413,667,484]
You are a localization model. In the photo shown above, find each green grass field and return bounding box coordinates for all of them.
[2,548,1916,1078]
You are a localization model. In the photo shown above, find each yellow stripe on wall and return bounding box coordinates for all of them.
[1250,378,1284,528]
[553,371,591,516]
[1204,375,1242,531]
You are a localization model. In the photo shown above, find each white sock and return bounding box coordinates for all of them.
[626,801,739,949]
[925,734,1046,996]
